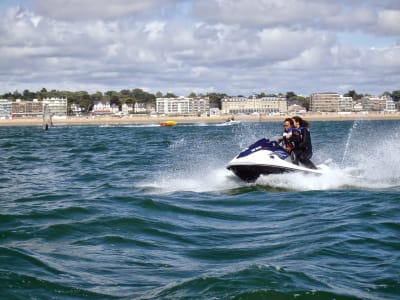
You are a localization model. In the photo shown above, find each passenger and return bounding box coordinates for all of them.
[290,116,317,169]
[276,118,295,153]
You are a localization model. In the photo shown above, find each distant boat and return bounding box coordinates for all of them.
[42,104,53,130]
[160,120,177,127]
[217,118,241,126]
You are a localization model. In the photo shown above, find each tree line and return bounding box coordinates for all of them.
[1,88,399,113]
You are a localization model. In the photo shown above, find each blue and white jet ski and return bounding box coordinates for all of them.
[227,138,326,182]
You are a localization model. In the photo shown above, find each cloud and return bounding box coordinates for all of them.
[33,0,182,20]
[0,0,399,96]
[376,9,400,35]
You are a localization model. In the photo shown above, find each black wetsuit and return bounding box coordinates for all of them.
[291,126,317,169]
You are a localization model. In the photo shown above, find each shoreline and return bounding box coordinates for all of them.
[1,112,400,126]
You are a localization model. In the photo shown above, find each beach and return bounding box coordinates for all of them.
[1,112,400,126]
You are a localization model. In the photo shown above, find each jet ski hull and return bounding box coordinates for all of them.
[228,164,322,182]
[227,138,324,182]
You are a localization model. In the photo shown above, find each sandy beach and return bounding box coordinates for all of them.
[1,112,400,126]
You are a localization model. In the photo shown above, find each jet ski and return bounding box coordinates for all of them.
[227,138,326,182]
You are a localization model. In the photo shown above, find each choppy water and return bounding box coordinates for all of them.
[1,120,399,300]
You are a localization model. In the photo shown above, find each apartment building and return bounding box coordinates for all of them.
[134,102,155,114]
[42,97,68,117]
[221,96,287,114]
[156,97,210,115]
[12,99,44,118]
[362,95,395,112]
[310,93,353,112]
[0,99,12,119]
[310,93,338,112]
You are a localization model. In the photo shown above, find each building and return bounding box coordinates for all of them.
[42,97,68,117]
[221,96,287,114]
[134,102,155,114]
[0,99,13,119]
[156,97,210,116]
[121,103,134,115]
[353,102,363,112]
[310,93,339,112]
[71,103,84,116]
[385,95,396,112]
[338,95,353,112]
[362,95,396,112]
[12,99,44,118]
[310,93,353,112]
[92,101,111,114]
[288,104,306,114]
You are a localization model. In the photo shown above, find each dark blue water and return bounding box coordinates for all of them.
[1,120,399,299]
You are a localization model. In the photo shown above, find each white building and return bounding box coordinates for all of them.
[384,95,397,113]
[0,99,13,119]
[42,97,67,117]
[121,103,134,115]
[71,103,84,116]
[288,104,306,114]
[338,95,353,112]
[362,95,391,112]
[134,102,155,114]
[353,102,363,112]
[92,101,111,115]
[221,96,287,114]
[156,97,210,116]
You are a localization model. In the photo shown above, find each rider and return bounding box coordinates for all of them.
[277,118,295,153]
[290,116,317,169]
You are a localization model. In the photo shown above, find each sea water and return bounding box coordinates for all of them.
[0,120,399,299]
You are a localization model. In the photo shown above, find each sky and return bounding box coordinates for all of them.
[0,0,399,97]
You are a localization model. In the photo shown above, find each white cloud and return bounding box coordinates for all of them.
[377,9,400,35]
[33,0,182,20]
[0,0,399,96]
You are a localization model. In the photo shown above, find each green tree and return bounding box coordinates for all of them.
[132,88,155,103]
[391,90,400,101]
[286,91,297,100]
[207,92,228,109]
[255,92,266,98]
[344,90,362,100]
[22,89,36,100]
[164,92,177,98]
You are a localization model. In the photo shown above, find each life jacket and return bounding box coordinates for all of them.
[282,127,294,152]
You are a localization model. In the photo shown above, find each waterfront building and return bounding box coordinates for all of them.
[156,97,210,116]
[310,93,339,112]
[338,95,353,112]
[221,96,287,114]
[353,102,363,112]
[310,93,353,112]
[385,95,396,112]
[12,99,43,118]
[42,97,67,117]
[0,99,13,119]
[288,104,306,114]
[134,102,155,114]
[71,103,84,116]
[92,101,113,115]
[121,103,133,115]
[362,95,396,112]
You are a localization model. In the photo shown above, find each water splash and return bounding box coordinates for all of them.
[341,120,359,166]
[140,121,400,194]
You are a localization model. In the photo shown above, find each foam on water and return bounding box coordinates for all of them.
[142,168,239,194]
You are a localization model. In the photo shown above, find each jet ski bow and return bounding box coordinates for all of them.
[227,138,325,182]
